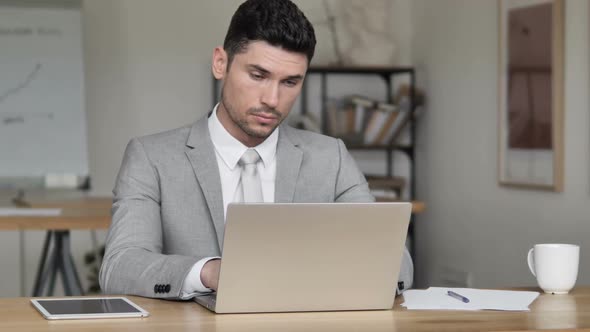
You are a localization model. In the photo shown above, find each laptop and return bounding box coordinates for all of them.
[194,202,411,313]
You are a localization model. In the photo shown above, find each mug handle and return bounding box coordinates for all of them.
[527,248,536,277]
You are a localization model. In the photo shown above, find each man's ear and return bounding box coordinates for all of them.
[212,47,228,79]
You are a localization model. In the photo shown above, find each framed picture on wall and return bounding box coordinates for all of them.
[498,0,565,191]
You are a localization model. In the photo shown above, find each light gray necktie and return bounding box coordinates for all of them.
[238,149,263,203]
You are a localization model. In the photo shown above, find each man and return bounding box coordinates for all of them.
[99,0,412,299]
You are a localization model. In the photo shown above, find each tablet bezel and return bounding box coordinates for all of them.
[30,296,150,320]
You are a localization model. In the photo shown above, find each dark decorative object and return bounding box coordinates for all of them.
[83,245,105,294]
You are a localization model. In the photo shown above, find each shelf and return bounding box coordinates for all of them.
[371,199,426,214]
[308,66,415,75]
[282,66,421,260]
[366,175,405,188]
[346,144,413,151]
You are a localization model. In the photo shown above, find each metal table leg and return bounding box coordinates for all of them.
[59,231,82,295]
[31,231,84,297]
[32,231,53,296]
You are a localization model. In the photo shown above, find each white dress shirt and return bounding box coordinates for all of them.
[180,105,278,297]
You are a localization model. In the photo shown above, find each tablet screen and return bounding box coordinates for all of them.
[35,298,140,315]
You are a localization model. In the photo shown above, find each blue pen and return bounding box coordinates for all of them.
[447,290,470,303]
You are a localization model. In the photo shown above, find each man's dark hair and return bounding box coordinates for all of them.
[223,0,316,66]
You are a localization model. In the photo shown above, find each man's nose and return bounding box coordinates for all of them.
[261,82,279,109]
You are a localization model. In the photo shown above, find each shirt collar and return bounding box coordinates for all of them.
[208,104,279,170]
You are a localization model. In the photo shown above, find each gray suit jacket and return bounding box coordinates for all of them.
[99,115,412,299]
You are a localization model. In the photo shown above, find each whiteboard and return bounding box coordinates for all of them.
[0,1,88,184]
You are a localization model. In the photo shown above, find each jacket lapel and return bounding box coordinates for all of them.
[275,126,303,203]
[185,117,225,250]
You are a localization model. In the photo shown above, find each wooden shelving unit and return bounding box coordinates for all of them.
[300,66,425,259]
[302,66,420,203]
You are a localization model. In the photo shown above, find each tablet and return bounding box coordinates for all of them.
[30,297,150,320]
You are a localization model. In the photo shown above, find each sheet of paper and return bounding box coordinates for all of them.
[402,287,540,311]
[0,208,62,217]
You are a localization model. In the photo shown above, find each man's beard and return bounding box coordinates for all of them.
[221,94,283,139]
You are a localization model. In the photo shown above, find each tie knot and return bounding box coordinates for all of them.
[239,149,261,166]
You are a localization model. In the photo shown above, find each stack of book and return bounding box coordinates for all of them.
[366,175,406,201]
[363,100,406,146]
[325,85,421,146]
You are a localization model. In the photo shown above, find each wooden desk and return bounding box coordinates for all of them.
[0,196,111,230]
[0,197,111,297]
[2,287,590,331]
[0,207,111,230]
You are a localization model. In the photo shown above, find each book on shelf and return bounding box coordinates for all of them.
[379,106,412,146]
[325,95,374,144]
[325,99,342,137]
[381,83,425,146]
[344,105,356,134]
[351,96,374,133]
[364,107,398,145]
[323,86,424,147]
[370,188,399,201]
[373,86,425,146]
[366,175,406,201]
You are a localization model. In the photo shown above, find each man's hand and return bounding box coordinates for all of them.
[201,259,221,291]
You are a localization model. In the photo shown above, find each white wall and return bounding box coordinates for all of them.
[412,0,590,288]
[84,0,244,196]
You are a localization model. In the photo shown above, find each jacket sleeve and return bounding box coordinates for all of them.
[99,138,200,299]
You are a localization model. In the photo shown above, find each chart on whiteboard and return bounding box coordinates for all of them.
[0,5,88,178]
[0,63,50,122]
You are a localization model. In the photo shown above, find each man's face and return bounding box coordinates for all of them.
[212,41,308,147]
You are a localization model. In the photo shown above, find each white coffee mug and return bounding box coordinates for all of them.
[527,243,579,294]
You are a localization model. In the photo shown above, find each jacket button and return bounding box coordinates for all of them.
[165,284,171,293]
